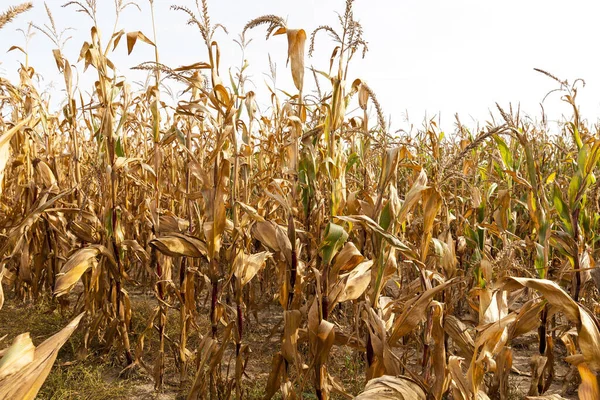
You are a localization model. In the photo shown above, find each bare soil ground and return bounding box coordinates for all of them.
[0,289,579,399]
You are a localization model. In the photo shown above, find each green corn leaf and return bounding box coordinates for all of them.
[320,222,348,266]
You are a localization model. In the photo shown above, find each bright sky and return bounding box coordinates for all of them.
[1,0,599,134]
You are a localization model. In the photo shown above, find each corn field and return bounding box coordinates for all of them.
[0,1,600,399]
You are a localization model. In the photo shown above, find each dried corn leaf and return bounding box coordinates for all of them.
[0,116,36,195]
[232,250,271,286]
[503,277,600,371]
[329,260,372,308]
[330,241,364,280]
[285,29,306,92]
[282,310,301,363]
[389,278,456,345]
[0,313,84,400]
[0,267,4,311]
[54,245,113,297]
[0,333,35,380]
[354,375,426,399]
[150,233,207,258]
[335,215,418,260]
[444,315,475,360]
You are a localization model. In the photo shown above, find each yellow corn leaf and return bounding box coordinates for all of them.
[0,116,36,195]
[150,234,207,258]
[330,241,364,280]
[355,375,426,400]
[126,31,155,55]
[232,250,271,286]
[389,278,456,345]
[576,363,600,400]
[503,277,600,371]
[0,334,35,380]
[397,168,428,225]
[0,313,84,400]
[54,245,113,297]
[285,29,306,92]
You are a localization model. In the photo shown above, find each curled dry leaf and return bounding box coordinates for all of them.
[252,220,283,252]
[444,315,475,360]
[33,159,57,189]
[149,233,207,258]
[335,215,419,260]
[0,116,36,195]
[354,375,426,400]
[508,298,545,340]
[285,29,306,92]
[388,278,457,345]
[232,250,271,286]
[363,306,400,380]
[0,313,84,400]
[157,215,190,233]
[429,302,447,400]
[126,31,155,55]
[448,356,471,400]
[282,310,302,363]
[330,241,365,281]
[69,220,101,243]
[0,333,35,380]
[396,168,428,225]
[54,245,114,297]
[329,260,373,309]
[122,239,150,264]
[502,277,600,371]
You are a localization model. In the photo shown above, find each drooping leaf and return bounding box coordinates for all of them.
[493,134,513,171]
[232,250,271,286]
[321,222,348,266]
[389,279,457,345]
[0,334,35,380]
[149,234,207,258]
[354,375,426,400]
[396,169,428,225]
[503,277,600,371]
[54,245,114,297]
[0,313,84,400]
[126,31,156,55]
[0,116,36,195]
[285,29,306,92]
[335,215,419,260]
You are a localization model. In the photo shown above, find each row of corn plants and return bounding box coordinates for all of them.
[0,1,600,399]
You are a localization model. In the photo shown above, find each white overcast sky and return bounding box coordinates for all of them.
[1,0,599,134]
